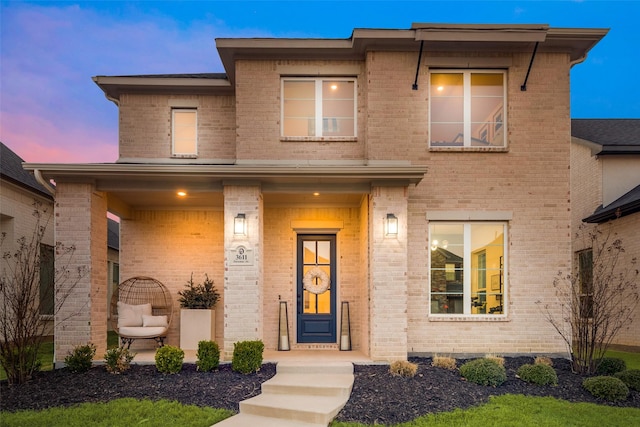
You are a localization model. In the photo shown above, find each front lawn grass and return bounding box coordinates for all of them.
[1,398,233,427]
[606,349,640,370]
[331,394,640,427]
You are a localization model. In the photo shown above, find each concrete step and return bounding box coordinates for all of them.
[276,360,354,375]
[214,413,325,427]
[261,372,354,397]
[239,393,347,425]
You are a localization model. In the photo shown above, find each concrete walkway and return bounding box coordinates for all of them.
[214,361,355,427]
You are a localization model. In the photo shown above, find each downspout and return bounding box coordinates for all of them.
[34,169,56,195]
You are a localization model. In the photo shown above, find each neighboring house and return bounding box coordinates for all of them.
[571,119,640,348]
[23,23,608,362]
[1,142,55,336]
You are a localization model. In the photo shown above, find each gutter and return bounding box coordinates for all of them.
[33,169,56,195]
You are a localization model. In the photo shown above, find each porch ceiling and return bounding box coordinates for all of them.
[23,163,426,216]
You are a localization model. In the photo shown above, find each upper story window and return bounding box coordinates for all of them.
[172,109,197,156]
[282,78,356,138]
[430,222,506,316]
[429,70,506,148]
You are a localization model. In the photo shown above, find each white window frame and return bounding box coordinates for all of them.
[429,221,507,317]
[428,69,507,148]
[281,77,357,138]
[172,108,198,157]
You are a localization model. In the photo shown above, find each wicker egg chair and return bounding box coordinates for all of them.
[110,276,174,348]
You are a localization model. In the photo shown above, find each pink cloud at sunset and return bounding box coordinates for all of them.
[2,111,118,164]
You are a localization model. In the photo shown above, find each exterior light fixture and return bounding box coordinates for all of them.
[385,213,398,237]
[234,213,247,236]
[177,191,187,197]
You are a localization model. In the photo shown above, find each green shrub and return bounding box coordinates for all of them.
[517,363,558,386]
[390,360,418,377]
[583,376,629,401]
[596,357,627,375]
[232,340,264,374]
[155,345,184,374]
[64,343,96,373]
[460,358,507,387]
[104,347,135,374]
[614,369,640,391]
[432,355,457,370]
[196,340,220,372]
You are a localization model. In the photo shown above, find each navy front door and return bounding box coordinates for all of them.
[297,235,336,343]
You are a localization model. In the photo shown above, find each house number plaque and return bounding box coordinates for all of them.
[230,245,253,266]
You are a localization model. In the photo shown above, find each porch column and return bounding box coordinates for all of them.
[223,185,263,359]
[54,182,108,364]
[369,186,408,361]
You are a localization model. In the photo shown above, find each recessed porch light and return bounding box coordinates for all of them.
[177,191,187,197]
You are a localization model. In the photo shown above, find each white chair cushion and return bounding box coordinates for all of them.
[117,302,152,328]
[142,314,168,328]
[119,326,168,338]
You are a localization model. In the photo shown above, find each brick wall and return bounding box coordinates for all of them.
[119,210,224,349]
[234,60,366,162]
[118,94,236,161]
[262,205,363,351]
[369,186,409,360]
[53,183,107,361]
[223,185,263,358]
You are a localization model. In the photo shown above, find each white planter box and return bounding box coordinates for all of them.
[180,309,215,350]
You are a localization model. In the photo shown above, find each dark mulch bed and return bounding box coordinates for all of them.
[2,357,639,425]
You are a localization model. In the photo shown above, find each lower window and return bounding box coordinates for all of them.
[430,222,506,315]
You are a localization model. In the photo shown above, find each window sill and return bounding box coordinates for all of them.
[171,154,198,159]
[428,314,509,322]
[281,136,358,143]
[429,146,508,153]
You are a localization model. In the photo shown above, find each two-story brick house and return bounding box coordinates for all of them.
[24,23,607,362]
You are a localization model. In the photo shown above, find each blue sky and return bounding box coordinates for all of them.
[1,0,638,163]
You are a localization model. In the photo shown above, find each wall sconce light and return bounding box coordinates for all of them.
[234,213,247,236]
[385,213,398,237]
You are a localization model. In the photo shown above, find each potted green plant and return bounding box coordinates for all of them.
[179,273,220,350]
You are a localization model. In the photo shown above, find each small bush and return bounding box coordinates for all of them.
[64,343,96,373]
[232,340,264,374]
[534,356,553,367]
[155,345,184,374]
[104,347,135,374]
[485,355,505,366]
[460,358,506,387]
[596,357,627,375]
[517,363,558,386]
[390,360,418,378]
[432,355,457,371]
[614,369,640,391]
[583,376,629,401]
[196,340,220,372]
